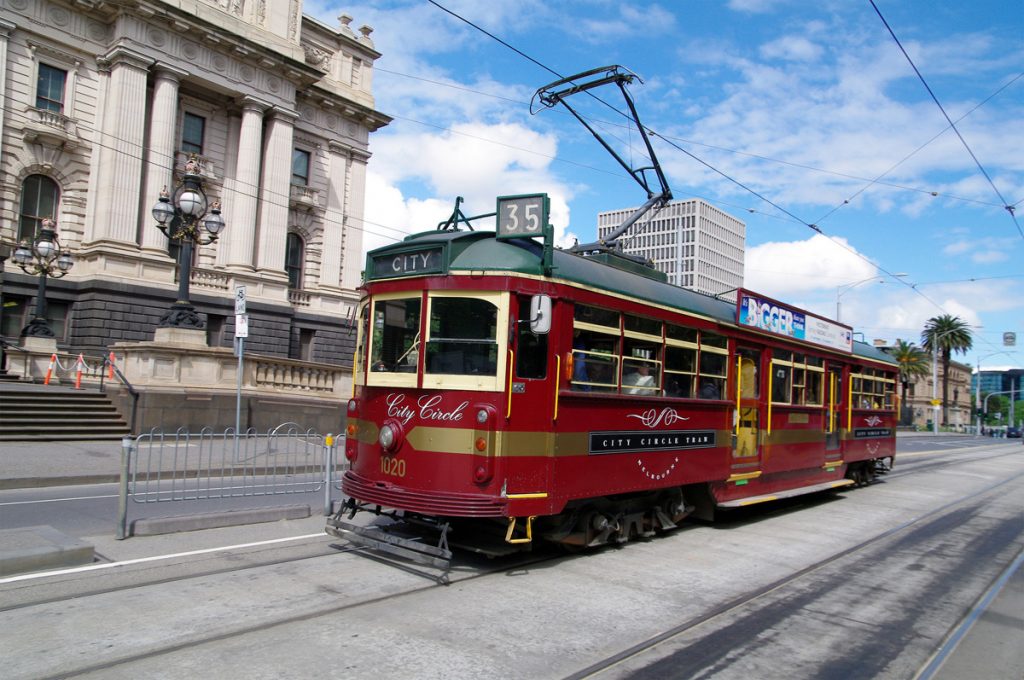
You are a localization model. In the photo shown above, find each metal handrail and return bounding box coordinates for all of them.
[101,354,139,433]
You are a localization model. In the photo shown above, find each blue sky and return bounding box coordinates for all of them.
[312,0,1023,368]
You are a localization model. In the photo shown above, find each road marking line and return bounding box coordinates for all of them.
[0,533,326,585]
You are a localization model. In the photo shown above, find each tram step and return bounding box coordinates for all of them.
[718,478,855,508]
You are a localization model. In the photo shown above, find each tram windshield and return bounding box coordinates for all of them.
[365,291,510,391]
[425,296,498,376]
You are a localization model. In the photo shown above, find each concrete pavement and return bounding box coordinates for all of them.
[0,436,325,576]
[1,433,1020,680]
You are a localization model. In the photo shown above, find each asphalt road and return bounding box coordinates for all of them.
[1,438,1020,679]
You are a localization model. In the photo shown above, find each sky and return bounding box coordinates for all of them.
[310,0,1023,369]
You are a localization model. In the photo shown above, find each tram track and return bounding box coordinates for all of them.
[566,469,1024,679]
[4,444,1019,679]
[14,540,561,680]
[889,444,1021,480]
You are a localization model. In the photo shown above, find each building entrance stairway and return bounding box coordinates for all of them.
[0,381,131,441]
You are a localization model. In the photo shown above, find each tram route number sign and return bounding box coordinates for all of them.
[496,193,551,241]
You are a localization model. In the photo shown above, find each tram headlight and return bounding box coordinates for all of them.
[477,408,489,424]
[379,424,396,451]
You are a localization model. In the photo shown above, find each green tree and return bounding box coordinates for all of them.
[887,339,930,425]
[921,315,974,426]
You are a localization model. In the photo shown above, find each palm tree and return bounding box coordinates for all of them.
[921,315,974,426]
[887,339,930,425]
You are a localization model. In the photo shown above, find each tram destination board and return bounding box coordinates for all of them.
[369,246,444,279]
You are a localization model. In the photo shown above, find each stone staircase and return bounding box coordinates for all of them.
[0,382,131,441]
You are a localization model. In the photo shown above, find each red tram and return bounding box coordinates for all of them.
[328,202,898,565]
[327,67,898,569]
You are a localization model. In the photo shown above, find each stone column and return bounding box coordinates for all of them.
[340,149,370,291]
[255,108,296,274]
[223,97,266,271]
[86,47,152,246]
[318,141,348,290]
[0,20,14,170]
[140,65,187,253]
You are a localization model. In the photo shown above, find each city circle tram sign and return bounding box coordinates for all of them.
[589,429,716,455]
[736,289,853,353]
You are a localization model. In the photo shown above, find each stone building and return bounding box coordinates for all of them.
[899,354,973,431]
[0,0,390,370]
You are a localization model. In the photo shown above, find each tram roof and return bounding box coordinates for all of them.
[369,229,896,366]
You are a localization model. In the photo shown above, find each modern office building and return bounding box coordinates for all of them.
[0,0,389,366]
[974,367,1024,395]
[596,198,745,297]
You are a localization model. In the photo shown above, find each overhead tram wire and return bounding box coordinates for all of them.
[425,0,970,320]
[812,70,1024,228]
[373,64,1009,213]
[0,102,414,247]
[869,0,1023,239]
[427,2,812,225]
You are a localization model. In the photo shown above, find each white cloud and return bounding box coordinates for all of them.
[759,36,823,62]
[362,121,580,257]
[745,233,880,299]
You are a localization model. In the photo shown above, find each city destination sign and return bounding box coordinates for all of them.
[737,289,853,353]
[369,246,444,279]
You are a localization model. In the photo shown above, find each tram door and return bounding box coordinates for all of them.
[733,348,761,461]
[825,365,843,452]
[508,294,555,419]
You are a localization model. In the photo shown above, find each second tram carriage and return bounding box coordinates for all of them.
[329,200,898,565]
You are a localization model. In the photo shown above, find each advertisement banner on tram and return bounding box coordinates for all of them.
[736,289,853,353]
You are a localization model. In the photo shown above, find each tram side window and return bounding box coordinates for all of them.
[355,302,369,379]
[851,369,895,409]
[666,324,698,398]
[664,345,696,398]
[515,296,547,380]
[426,297,498,376]
[771,349,793,404]
[622,315,662,396]
[805,356,824,405]
[371,297,421,373]
[698,333,728,399]
[571,304,620,392]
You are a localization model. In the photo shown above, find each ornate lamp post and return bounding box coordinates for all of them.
[12,218,74,337]
[151,155,226,328]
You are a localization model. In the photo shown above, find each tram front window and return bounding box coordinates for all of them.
[370,297,422,373]
[426,297,498,375]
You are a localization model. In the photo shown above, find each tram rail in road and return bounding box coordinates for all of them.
[0,440,1020,679]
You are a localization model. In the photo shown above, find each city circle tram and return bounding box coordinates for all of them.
[327,67,897,574]
[327,194,897,570]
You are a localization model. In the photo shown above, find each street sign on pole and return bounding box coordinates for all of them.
[235,313,249,338]
[234,285,246,315]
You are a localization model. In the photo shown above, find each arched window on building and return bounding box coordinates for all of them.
[19,175,60,241]
[285,232,304,289]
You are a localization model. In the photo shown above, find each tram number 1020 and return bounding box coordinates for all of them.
[380,456,406,478]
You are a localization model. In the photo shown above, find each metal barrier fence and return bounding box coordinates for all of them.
[116,424,346,539]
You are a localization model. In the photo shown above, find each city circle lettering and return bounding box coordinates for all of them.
[386,393,468,426]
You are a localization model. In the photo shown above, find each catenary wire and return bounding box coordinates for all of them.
[869,0,1022,238]
[424,0,966,318]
